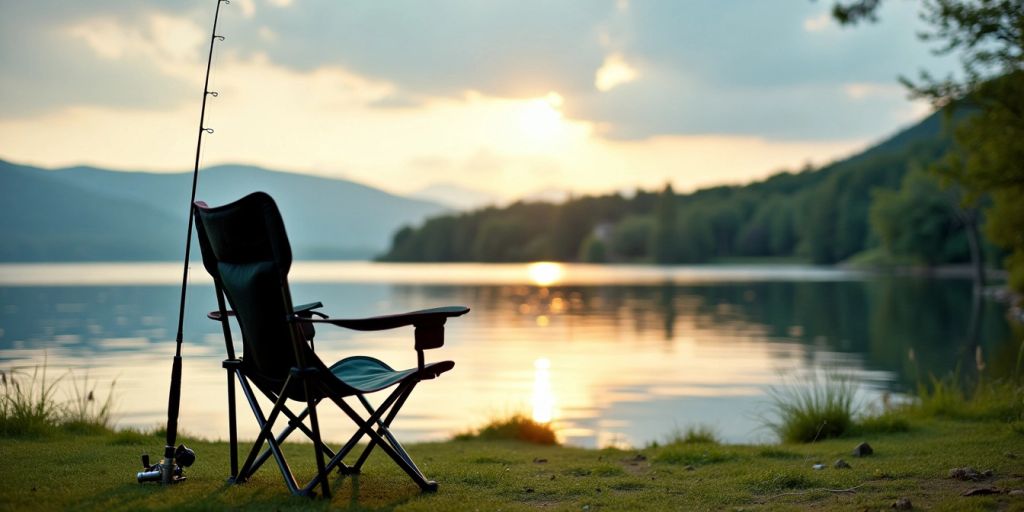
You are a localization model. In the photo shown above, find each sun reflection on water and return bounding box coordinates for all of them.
[532,357,556,424]
[527,262,564,287]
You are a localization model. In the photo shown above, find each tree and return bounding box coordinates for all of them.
[652,184,678,264]
[610,215,655,261]
[870,168,961,265]
[832,0,1024,289]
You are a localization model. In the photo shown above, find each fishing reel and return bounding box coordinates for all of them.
[136,444,196,484]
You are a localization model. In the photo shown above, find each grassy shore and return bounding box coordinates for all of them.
[1,416,1022,511]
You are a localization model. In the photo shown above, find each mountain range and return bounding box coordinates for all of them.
[0,162,448,262]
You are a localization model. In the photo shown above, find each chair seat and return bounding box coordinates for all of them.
[329,356,454,393]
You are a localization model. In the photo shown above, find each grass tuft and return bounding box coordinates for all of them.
[0,364,118,438]
[0,365,65,436]
[665,424,718,444]
[765,373,858,443]
[855,409,911,434]
[748,471,819,493]
[454,412,558,445]
[61,372,117,434]
[914,374,1024,421]
[654,445,739,466]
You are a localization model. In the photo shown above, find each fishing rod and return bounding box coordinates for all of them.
[137,0,229,485]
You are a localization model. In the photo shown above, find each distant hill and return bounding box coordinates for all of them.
[411,182,500,210]
[0,162,448,262]
[381,108,970,264]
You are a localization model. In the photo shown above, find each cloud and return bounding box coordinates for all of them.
[65,14,206,68]
[803,13,831,32]
[235,0,256,18]
[0,2,204,118]
[595,53,638,92]
[843,82,903,100]
[257,26,278,42]
[1,0,955,143]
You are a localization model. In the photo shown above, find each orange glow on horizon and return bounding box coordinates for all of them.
[527,261,565,287]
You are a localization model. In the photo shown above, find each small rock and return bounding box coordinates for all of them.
[1008,489,1024,496]
[684,465,696,471]
[961,486,1000,497]
[949,467,992,481]
[853,442,874,457]
[891,497,912,510]
[812,463,826,470]
[533,458,548,464]
[834,459,851,469]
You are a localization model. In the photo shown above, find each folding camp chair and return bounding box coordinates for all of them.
[192,191,468,497]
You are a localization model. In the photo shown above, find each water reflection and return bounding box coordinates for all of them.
[532,358,555,424]
[527,262,565,287]
[0,263,1017,447]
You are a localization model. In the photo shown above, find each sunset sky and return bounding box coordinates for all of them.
[0,0,953,201]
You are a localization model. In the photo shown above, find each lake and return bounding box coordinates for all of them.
[0,262,1015,448]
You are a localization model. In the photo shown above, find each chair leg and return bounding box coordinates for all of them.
[304,385,408,492]
[227,369,238,481]
[326,390,438,492]
[303,379,331,499]
[353,382,417,471]
[248,399,342,476]
[235,375,300,494]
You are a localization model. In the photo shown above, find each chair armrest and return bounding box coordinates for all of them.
[208,301,324,321]
[290,305,469,332]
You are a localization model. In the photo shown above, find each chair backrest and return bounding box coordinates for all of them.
[193,192,310,389]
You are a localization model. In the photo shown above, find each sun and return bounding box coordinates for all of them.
[518,92,565,142]
[527,261,565,287]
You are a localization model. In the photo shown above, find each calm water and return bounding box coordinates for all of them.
[0,262,1015,447]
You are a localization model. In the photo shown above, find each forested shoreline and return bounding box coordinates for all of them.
[381,108,995,267]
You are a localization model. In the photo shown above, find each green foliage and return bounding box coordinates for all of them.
[869,168,964,265]
[985,187,1024,290]
[652,184,678,264]
[453,413,558,445]
[578,233,608,263]
[609,215,654,261]
[380,109,962,266]
[765,374,858,443]
[836,0,1024,289]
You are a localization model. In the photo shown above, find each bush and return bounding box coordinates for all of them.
[454,413,558,445]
